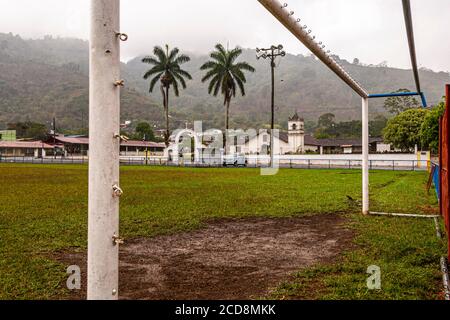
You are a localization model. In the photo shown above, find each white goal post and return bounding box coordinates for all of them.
[88,0,122,300]
[257,0,371,214]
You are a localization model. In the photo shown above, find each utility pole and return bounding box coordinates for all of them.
[256,45,286,167]
[53,117,57,159]
[257,0,370,214]
[89,0,124,300]
[81,110,85,132]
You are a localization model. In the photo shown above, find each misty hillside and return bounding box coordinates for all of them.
[0,33,448,131]
[127,50,449,127]
[0,33,164,130]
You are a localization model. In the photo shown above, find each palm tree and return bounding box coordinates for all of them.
[142,45,192,147]
[200,44,255,151]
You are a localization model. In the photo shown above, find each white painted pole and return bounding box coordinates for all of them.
[257,0,368,99]
[362,97,369,215]
[88,0,121,300]
[258,0,372,215]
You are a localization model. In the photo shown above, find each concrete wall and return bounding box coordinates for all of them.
[246,153,430,168]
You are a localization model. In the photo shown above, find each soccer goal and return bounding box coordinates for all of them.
[87,0,432,300]
[257,0,428,215]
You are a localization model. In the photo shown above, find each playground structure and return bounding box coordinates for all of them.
[87,0,443,299]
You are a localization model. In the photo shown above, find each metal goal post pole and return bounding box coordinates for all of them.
[88,0,122,300]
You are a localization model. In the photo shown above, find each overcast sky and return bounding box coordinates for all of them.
[0,0,449,72]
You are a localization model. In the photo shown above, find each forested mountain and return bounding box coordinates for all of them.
[0,33,448,131]
[0,33,163,130]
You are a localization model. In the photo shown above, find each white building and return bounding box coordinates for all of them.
[287,113,305,154]
[243,112,319,155]
[164,112,393,159]
[242,112,396,155]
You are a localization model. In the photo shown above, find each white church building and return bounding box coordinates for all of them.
[241,112,318,155]
[164,112,388,159]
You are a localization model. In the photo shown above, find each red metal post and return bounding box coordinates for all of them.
[442,84,450,260]
[440,115,443,218]
[446,84,450,261]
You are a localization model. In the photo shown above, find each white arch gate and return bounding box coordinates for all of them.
[168,129,202,163]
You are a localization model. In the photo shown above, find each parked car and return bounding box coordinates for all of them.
[223,153,247,167]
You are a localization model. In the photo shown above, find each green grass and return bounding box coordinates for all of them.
[270,215,446,300]
[0,164,444,299]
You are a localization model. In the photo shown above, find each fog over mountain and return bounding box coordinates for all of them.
[1,0,450,72]
[0,33,448,131]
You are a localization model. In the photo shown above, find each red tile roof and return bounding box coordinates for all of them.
[54,136,165,148]
[121,140,165,148]
[54,136,89,145]
[0,141,54,149]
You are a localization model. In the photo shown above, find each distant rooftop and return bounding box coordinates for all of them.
[0,141,53,149]
[53,135,165,148]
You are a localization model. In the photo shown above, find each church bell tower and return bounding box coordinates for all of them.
[288,112,305,154]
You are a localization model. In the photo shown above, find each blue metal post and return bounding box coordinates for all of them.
[368,92,427,107]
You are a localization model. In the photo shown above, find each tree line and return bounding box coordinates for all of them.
[306,88,445,154]
[311,113,388,140]
[383,98,445,153]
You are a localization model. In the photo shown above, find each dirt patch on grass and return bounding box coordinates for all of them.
[56,213,354,300]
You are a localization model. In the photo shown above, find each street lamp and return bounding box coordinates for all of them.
[256,45,286,167]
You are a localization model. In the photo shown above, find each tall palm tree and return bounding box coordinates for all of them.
[200,44,255,151]
[142,45,192,147]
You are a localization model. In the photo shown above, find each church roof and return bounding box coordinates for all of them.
[279,132,289,143]
[304,136,384,147]
[289,112,304,122]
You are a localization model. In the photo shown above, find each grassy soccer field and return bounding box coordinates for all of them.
[0,164,445,299]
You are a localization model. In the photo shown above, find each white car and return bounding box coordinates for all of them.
[223,153,247,167]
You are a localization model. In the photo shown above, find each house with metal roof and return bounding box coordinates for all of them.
[50,135,166,156]
[0,141,54,157]
[243,113,385,155]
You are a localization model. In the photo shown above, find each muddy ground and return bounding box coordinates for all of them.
[58,213,354,300]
